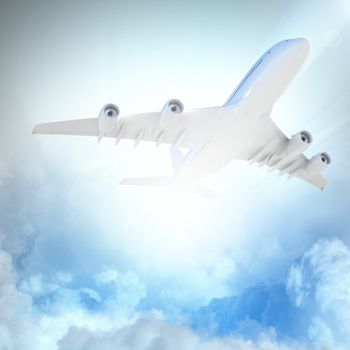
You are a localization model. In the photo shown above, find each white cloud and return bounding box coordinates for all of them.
[0,247,136,349]
[19,274,58,296]
[94,267,146,310]
[0,245,308,350]
[57,315,306,350]
[0,161,11,186]
[0,249,40,350]
[54,272,73,285]
[3,234,350,350]
[80,288,102,303]
[287,238,350,349]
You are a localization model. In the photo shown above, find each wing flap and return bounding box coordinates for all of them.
[115,111,214,150]
[297,173,328,190]
[237,115,329,189]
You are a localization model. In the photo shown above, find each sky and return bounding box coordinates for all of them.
[1,0,350,349]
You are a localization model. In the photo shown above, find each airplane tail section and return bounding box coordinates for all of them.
[170,146,186,175]
[120,176,215,199]
[190,184,216,199]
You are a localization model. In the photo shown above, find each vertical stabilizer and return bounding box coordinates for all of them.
[171,146,186,175]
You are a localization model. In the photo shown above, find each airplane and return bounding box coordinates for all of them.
[33,38,331,198]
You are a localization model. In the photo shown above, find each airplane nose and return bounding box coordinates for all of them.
[289,38,311,59]
[292,38,310,50]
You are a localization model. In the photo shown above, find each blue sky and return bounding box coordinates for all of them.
[1,0,350,349]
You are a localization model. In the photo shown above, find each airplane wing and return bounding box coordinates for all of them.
[33,108,329,189]
[33,118,98,136]
[32,109,221,151]
[236,115,328,189]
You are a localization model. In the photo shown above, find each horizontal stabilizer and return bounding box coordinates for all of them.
[191,184,216,199]
[121,176,174,187]
[121,176,215,199]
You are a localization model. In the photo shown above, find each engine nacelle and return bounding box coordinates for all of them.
[159,99,184,128]
[305,152,331,175]
[161,99,184,114]
[98,104,120,142]
[278,130,313,158]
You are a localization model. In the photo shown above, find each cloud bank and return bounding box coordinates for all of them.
[1,236,350,349]
[58,316,306,350]
[192,238,350,350]
[287,238,350,349]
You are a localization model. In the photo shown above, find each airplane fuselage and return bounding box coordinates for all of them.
[176,38,311,182]
[34,37,330,193]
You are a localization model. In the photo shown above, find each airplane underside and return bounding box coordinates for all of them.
[32,38,331,196]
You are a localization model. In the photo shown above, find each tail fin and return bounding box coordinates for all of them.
[120,176,216,199]
[171,147,186,175]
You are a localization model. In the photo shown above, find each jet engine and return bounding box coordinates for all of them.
[158,99,184,128]
[98,104,120,142]
[161,99,184,114]
[305,152,331,175]
[101,104,120,118]
[278,130,312,158]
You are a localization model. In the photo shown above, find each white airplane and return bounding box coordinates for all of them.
[33,38,331,197]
